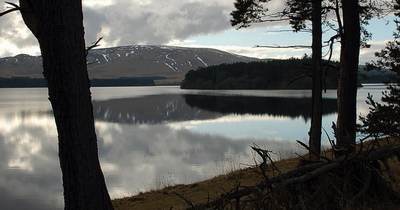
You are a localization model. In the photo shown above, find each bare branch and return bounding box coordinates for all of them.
[255,44,311,49]
[251,144,282,174]
[334,0,343,38]
[87,59,99,65]
[287,67,312,87]
[173,191,197,209]
[296,140,332,163]
[266,29,311,33]
[5,1,18,8]
[85,37,103,56]
[322,33,340,91]
[382,157,397,184]
[0,1,20,17]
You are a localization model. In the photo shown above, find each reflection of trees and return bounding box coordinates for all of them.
[92,95,225,124]
[92,94,338,124]
[184,94,338,120]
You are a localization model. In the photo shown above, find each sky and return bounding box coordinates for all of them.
[0,0,398,64]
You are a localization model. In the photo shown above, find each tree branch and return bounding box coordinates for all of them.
[0,1,20,17]
[287,67,312,87]
[188,143,400,210]
[173,191,197,209]
[334,0,343,38]
[321,33,340,91]
[296,140,332,163]
[86,37,103,57]
[255,44,311,49]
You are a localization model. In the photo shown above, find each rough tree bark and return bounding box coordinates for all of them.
[336,0,360,154]
[309,0,323,160]
[18,0,114,209]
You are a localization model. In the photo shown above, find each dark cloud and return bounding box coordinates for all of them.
[0,0,321,60]
[83,7,108,44]
[81,1,233,47]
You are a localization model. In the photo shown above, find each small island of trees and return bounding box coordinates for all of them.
[181,58,341,90]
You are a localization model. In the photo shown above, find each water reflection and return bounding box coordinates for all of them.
[0,111,305,209]
[92,95,224,124]
[92,94,338,124]
[0,113,61,210]
[0,86,384,209]
[184,94,338,120]
[96,121,305,198]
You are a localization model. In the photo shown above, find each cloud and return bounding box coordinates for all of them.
[359,40,391,64]
[83,1,235,48]
[0,0,290,58]
[325,40,392,64]
[0,0,394,62]
[0,11,39,56]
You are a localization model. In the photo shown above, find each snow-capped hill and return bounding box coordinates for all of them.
[0,45,261,79]
[0,54,43,78]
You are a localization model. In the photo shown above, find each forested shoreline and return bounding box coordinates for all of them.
[181,58,343,90]
[0,76,162,88]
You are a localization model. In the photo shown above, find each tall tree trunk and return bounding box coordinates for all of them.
[309,0,323,160]
[337,0,360,154]
[19,1,114,209]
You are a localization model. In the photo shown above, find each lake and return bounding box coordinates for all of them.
[0,85,386,209]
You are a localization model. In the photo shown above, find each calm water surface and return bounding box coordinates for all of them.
[0,85,385,209]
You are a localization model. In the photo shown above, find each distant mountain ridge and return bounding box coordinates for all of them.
[0,45,262,79]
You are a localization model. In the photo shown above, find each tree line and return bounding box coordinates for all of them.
[181,58,342,90]
[0,76,161,88]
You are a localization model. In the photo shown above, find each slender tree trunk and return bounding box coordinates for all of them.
[19,1,114,209]
[309,0,323,160]
[337,0,360,154]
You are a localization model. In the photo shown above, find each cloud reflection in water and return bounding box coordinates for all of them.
[0,107,306,209]
[5,86,390,209]
[0,113,61,210]
[96,120,306,198]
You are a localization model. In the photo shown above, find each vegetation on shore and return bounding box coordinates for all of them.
[112,138,400,210]
[112,151,301,210]
[0,76,162,88]
[181,58,341,90]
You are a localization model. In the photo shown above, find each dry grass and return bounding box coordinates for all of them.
[112,156,302,210]
[112,139,400,210]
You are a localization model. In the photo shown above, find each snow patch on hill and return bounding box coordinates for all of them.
[164,62,176,72]
[197,56,207,67]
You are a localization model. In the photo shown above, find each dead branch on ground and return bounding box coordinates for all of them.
[182,140,400,210]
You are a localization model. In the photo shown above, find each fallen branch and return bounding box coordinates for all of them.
[187,142,400,210]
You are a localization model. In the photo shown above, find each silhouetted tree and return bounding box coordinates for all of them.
[230,0,390,157]
[231,0,324,159]
[309,0,323,160]
[335,0,360,154]
[361,0,400,139]
[1,1,114,209]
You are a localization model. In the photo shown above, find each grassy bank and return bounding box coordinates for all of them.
[112,139,400,210]
[112,156,301,210]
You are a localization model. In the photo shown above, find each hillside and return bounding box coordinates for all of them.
[0,45,261,79]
